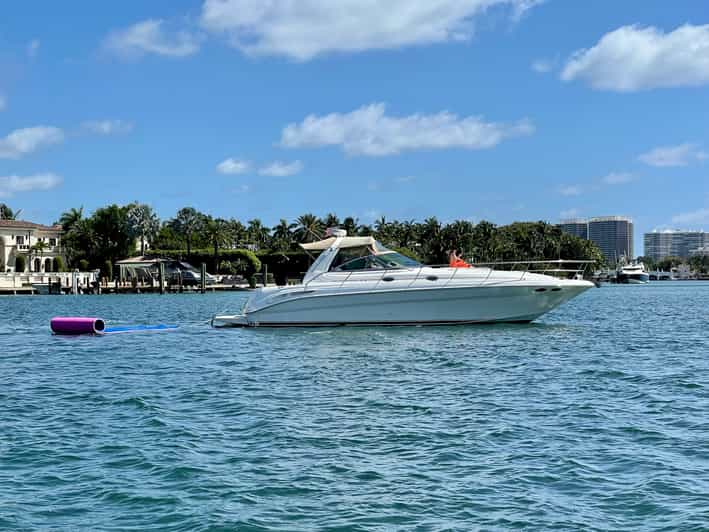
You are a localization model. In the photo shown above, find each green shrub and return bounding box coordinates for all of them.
[101,260,113,281]
[15,255,26,272]
[53,256,65,272]
[218,260,235,274]
[78,259,90,271]
[248,275,257,288]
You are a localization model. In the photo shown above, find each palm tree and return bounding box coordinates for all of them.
[420,217,444,263]
[170,207,203,256]
[271,219,296,251]
[374,216,388,233]
[322,213,340,229]
[439,220,476,262]
[396,220,418,249]
[0,203,21,220]
[294,213,323,243]
[246,219,271,250]
[127,203,159,255]
[472,220,497,262]
[226,219,246,248]
[58,207,83,232]
[341,216,359,236]
[374,216,398,246]
[62,217,94,267]
[203,217,230,269]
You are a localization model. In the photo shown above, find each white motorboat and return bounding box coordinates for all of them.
[212,230,594,327]
[616,262,650,284]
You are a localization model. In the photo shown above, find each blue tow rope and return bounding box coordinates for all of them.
[103,324,179,334]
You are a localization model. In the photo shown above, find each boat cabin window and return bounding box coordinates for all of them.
[329,243,421,272]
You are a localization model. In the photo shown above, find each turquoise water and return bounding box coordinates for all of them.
[1,283,708,530]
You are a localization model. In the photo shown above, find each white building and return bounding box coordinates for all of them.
[644,230,709,261]
[0,220,65,273]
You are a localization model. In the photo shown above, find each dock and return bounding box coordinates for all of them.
[0,282,254,296]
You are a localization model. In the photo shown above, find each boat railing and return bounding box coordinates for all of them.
[469,259,596,280]
[303,259,595,288]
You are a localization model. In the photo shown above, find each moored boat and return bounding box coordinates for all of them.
[212,229,594,327]
[616,262,650,284]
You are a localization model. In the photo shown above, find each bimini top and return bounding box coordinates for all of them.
[299,236,377,251]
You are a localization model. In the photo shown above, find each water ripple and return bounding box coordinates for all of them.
[1,284,708,529]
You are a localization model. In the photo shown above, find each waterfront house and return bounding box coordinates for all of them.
[0,220,64,273]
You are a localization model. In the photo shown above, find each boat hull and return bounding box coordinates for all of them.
[213,281,592,327]
[617,273,650,284]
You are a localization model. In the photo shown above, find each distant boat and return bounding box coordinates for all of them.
[616,262,649,284]
[31,283,50,294]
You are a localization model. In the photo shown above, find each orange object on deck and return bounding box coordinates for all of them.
[449,259,471,268]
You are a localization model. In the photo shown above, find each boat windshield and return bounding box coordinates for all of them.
[329,243,421,272]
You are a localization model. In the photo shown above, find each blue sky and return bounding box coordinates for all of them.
[1,0,708,254]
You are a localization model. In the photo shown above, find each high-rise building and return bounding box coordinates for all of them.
[557,216,634,263]
[644,231,673,261]
[587,216,634,263]
[558,219,588,240]
[643,230,709,261]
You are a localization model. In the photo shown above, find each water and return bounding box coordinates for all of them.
[1,283,708,530]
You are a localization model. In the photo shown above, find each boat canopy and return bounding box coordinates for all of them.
[299,236,377,251]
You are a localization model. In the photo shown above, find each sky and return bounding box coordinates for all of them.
[1,0,708,255]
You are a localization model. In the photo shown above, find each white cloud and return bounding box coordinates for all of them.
[602,172,634,185]
[0,173,62,198]
[280,103,534,156]
[201,0,542,61]
[105,19,201,58]
[82,120,134,135]
[531,57,555,73]
[0,95,6,112]
[561,24,709,91]
[638,143,708,167]
[671,208,709,226]
[0,126,64,159]
[258,160,303,177]
[217,158,251,174]
[558,185,583,197]
[27,39,40,58]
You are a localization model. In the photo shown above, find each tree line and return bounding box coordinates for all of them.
[3,201,605,276]
[638,255,709,275]
[46,203,604,272]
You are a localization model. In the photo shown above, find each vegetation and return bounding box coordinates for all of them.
[151,248,261,280]
[0,203,21,220]
[55,204,605,279]
[53,256,65,272]
[127,203,159,255]
[689,255,709,274]
[30,240,49,270]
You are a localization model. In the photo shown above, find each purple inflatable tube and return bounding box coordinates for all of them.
[51,317,106,335]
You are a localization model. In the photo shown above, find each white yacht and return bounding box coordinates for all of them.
[212,230,594,327]
[616,262,650,284]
